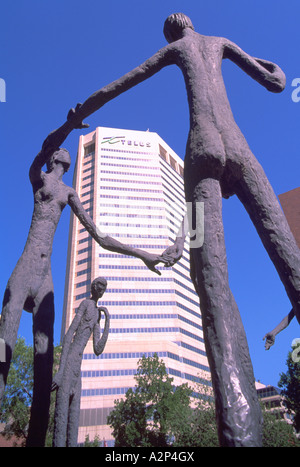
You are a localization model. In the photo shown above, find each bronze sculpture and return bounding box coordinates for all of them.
[2,11,298,447]
[51,277,110,447]
[66,13,300,446]
[0,118,167,446]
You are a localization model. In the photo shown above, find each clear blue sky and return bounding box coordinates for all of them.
[1,0,300,388]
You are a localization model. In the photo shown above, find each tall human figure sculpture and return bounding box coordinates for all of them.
[0,117,167,447]
[52,277,110,447]
[67,13,300,446]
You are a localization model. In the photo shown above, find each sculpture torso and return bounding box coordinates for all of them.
[172,31,251,194]
[13,172,71,300]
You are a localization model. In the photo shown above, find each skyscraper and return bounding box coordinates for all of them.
[62,126,210,445]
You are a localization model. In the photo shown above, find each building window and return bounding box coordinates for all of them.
[159,144,168,161]
[169,155,177,171]
[84,143,95,156]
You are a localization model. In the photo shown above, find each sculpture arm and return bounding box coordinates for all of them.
[68,189,168,274]
[29,121,74,184]
[263,309,295,350]
[29,109,89,185]
[93,307,110,356]
[223,39,286,93]
[67,45,175,127]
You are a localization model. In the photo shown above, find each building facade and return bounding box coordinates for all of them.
[62,127,210,445]
[255,381,294,426]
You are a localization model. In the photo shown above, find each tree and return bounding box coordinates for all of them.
[107,354,193,447]
[187,377,300,447]
[261,405,300,447]
[278,340,300,433]
[0,337,33,444]
[169,373,219,447]
[0,336,61,446]
[83,434,102,447]
[177,375,300,447]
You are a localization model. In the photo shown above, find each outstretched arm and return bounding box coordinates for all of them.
[68,189,168,275]
[263,308,295,350]
[67,45,175,128]
[29,116,89,185]
[223,39,286,93]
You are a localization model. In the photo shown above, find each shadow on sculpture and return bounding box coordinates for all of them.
[0,119,168,446]
[66,13,300,446]
[51,277,110,447]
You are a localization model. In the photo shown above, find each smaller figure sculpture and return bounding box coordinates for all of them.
[51,277,110,447]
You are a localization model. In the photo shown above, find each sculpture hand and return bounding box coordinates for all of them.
[51,372,62,391]
[160,243,183,267]
[263,332,275,350]
[141,252,169,276]
[254,58,276,73]
[67,103,90,129]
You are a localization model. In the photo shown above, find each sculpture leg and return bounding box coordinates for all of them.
[0,279,26,402]
[66,377,81,447]
[189,177,263,447]
[53,385,71,447]
[234,155,300,325]
[26,277,55,447]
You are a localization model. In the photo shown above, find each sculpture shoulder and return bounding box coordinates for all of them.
[141,42,179,69]
[75,298,94,318]
[30,170,47,193]
[176,33,226,60]
[66,185,79,202]
[200,34,228,52]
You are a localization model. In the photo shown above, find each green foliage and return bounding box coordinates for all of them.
[0,337,33,442]
[3,343,300,447]
[261,405,300,447]
[108,354,300,447]
[179,401,219,446]
[107,353,193,447]
[108,355,220,447]
[168,375,219,447]
[0,337,61,445]
[83,434,102,447]
[278,341,300,433]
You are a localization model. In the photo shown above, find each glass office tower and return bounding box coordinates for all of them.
[62,127,210,445]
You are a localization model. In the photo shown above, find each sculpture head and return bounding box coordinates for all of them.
[163,13,194,43]
[91,277,108,300]
[46,148,71,173]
